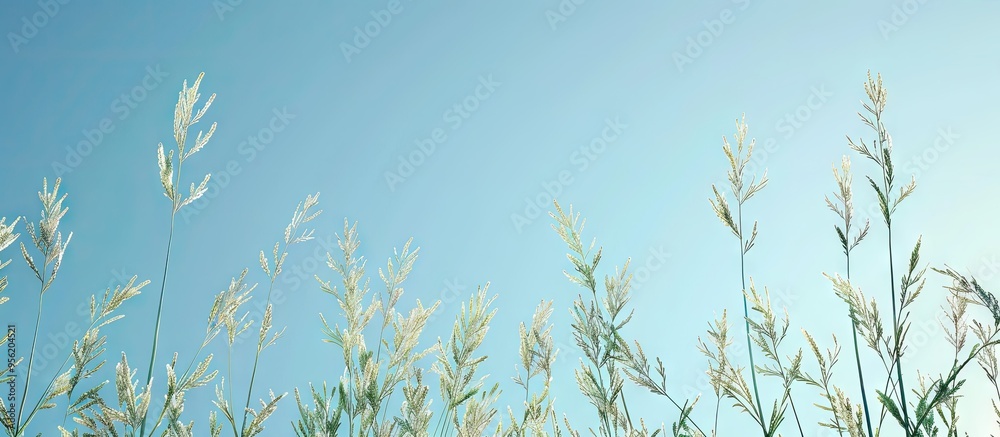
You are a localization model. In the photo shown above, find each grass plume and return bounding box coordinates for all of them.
[141,71,217,435]
[5,70,1000,436]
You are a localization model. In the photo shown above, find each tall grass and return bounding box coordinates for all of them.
[140,70,217,437]
[2,71,1000,436]
[823,154,874,435]
[706,115,808,437]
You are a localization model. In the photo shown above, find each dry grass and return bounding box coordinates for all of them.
[1,71,999,437]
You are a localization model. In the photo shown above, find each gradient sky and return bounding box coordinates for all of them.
[1,1,999,435]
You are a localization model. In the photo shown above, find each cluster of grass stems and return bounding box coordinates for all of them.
[0,71,998,436]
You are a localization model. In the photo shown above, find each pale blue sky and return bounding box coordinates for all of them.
[1,1,999,435]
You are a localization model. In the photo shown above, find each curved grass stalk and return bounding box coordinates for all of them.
[140,72,217,436]
[708,115,770,434]
[13,178,72,436]
[551,201,704,436]
[825,155,875,436]
[238,193,320,435]
[846,72,917,434]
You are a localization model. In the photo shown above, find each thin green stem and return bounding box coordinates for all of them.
[227,347,239,437]
[713,395,720,437]
[14,282,45,434]
[374,280,400,432]
[144,339,214,437]
[737,205,765,432]
[432,405,447,437]
[582,287,614,437]
[620,393,632,434]
[911,337,1000,431]
[240,273,280,435]
[870,106,910,434]
[659,391,708,436]
[594,341,613,437]
[138,218,175,437]
[344,346,356,435]
[770,343,804,437]
[521,369,531,430]
[787,396,804,437]
[846,259,875,437]
[448,408,458,437]
[20,303,116,436]
[885,225,910,434]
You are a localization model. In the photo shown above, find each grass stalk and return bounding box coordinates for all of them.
[884,225,910,433]
[238,262,283,434]
[238,195,325,433]
[847,260,875,436]
[140,71,217,436]
[139,219,175,436]
[708,116,769,434]
[827,154,875,436]
[846,72,918,434]
[14,290,44,433]
[736,206,766,428]
[11,178,71,436]
[12,69,1000,436]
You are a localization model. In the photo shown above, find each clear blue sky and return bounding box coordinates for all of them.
[1,1,999,435]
